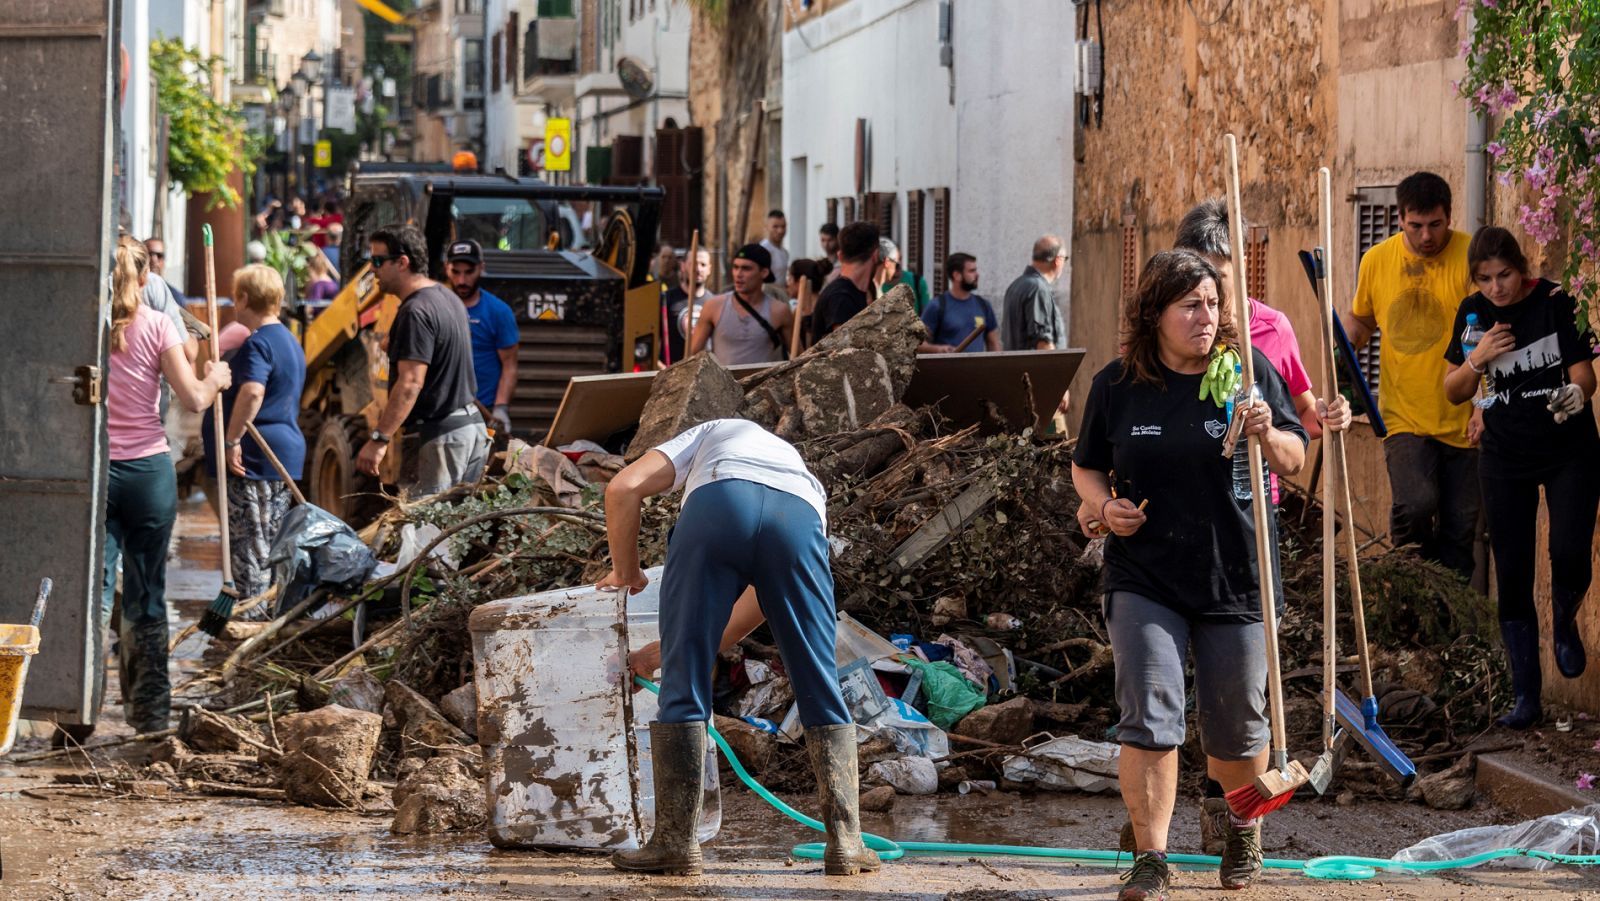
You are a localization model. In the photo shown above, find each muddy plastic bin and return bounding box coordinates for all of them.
[1,579,50,757]
[469,569,720,850]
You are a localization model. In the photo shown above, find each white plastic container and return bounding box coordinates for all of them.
[469,567,720,850]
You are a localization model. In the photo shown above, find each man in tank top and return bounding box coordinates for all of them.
[687,243,793,366]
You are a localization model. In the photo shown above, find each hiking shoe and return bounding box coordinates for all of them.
[1219,819,1263,890]
[1119,819,1135,855]
[1199,796,1230,857]
[1117,852,1171,901]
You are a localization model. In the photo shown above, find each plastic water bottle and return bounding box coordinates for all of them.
[1231,381,1264,502]
[1460,313,1485,361]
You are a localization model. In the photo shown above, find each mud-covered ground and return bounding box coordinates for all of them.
[6,497,1600,899]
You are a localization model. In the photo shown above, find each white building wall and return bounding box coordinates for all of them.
[782,0,1075,327]
[952,0,1076,338]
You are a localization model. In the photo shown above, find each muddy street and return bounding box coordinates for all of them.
[1,494,1596,899]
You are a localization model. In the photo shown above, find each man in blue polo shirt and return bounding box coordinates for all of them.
[918,252,1000,353]
[446,240,520,436]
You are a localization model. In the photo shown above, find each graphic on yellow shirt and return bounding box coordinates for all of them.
[1350,230,1474,445]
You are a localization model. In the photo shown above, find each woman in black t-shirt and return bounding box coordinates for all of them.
[1444,226,1600,731]
[1072,250,1310,896]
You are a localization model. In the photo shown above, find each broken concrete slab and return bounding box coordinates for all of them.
[741,286,924,438]
[275,704,383,808]
[954,697,1035,747]
[712,714,775,776]
[1413,753,1475,810]
[627,352,745,460]
[391,756,487,834]
[439,682,478,740]
[178,707,266,754]
[384,680,474,760]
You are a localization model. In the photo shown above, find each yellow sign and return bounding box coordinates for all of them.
[544,118,571,172]
[314,140,333,168]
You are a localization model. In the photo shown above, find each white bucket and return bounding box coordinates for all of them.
[469,567,721,850]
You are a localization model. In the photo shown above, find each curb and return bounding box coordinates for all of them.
[1475,753,1595,818]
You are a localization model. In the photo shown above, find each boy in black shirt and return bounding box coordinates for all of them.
[806,221,880,347]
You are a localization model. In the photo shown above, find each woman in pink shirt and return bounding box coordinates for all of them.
[103,235,230,735]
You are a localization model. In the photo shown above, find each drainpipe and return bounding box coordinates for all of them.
[1465,11,1488,231]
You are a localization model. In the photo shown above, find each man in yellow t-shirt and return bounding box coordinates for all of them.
[1343,172,1478,578]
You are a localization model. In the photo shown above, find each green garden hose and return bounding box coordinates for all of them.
[634,677,1600,880]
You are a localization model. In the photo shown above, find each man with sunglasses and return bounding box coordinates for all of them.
[357,224,488,497]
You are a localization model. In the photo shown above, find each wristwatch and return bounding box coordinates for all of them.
[224,439,241,449]
[369,430,391,444]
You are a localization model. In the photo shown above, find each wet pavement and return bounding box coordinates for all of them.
[6,493,1600,898]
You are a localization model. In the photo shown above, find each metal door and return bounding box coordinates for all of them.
[0,1,116,724]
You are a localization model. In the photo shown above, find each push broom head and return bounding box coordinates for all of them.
[197,582,241,638]
[1225,759,1311,820]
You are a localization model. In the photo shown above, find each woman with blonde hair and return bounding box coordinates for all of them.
[104,235,231,734]
[202,264,307,612]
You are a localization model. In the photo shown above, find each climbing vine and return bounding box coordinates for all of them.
[1458,1,1600,320]
[151,39,267,208]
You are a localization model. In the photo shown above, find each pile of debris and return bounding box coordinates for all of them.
[26,285,1505,825]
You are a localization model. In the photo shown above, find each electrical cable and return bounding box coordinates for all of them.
[632,677,1600,881]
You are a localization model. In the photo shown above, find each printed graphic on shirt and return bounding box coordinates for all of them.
[1485,332,1562,407]
[1131,425,1162,437]
[1388,280,1451,355]
[1205,419,1227,439]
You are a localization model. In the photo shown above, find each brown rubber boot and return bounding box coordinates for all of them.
[807,724,882,875]
[611,722,705,876]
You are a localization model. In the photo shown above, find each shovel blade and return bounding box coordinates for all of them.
[1306,731,1352,795]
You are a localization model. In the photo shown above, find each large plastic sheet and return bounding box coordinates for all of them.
[268,504,378,615]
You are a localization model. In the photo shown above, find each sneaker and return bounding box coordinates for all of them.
[1219,819,1263,890]
[1118,851,1171,901]
[1199,797,1230,857]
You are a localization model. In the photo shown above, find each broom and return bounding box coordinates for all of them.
[198,224,240,638]
[1220,134,1309,820]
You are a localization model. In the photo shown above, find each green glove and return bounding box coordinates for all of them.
[1199,347,1240,408]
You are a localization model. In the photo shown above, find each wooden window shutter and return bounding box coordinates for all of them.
[491,31,502,93]
[1246,226,1268,304]
[843,196,856,224]
[506,12,519,85]
[1119,221,1139,305]
[906,189,924,285]
[872,192,894,242]
[1352,185,1401,402]
[826,198,838,228]
[931,187,950,290]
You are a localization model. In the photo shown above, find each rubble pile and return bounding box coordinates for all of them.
[62,285,1502,821]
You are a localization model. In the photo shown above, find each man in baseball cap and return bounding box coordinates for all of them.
[687,243,793,365]
[733,242,777,283]
[445,239,519,436]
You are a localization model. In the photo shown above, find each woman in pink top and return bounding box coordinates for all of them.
[102,236,230,736]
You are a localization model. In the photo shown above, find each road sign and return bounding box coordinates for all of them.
[325,88,357,133]
[545,118,570,172]
[526,138,545,171]
[314,140,333,168]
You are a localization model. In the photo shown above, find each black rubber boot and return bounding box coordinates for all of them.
[1552,588,1587,679]
[611,722,705,876]
[1497,620,1543,730]
[120,620,171,735]
[806,723,881,876]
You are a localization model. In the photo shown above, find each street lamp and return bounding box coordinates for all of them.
[298,51,326,191]
[299,50,323,84]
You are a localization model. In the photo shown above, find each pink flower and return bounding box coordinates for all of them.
[1583,127,1600,149]
[1486,142,1506,158]
[1499,84,1520,109]
[1481,0,1498,8]
[1534,106,1561,129]
[1573,275,1591,297]
[1578,772,1596,791]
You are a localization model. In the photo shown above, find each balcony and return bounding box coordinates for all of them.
[517,15,578,101]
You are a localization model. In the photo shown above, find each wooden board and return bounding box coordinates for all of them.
[542,351,1084,448]
[903,349,1085,435]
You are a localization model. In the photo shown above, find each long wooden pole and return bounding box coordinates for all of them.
[1315,168,1341,754]
[1224,134,1298,786]
[203,226,234,593]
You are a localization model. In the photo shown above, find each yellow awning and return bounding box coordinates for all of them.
[353,0,408,26]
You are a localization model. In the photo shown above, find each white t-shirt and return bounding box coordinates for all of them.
[652,419,828,528]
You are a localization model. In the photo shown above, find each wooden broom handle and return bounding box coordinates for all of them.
[244,422,307,506]
[203,227,233,586]
[1225,134,1289,757]
[1316,168,1339,746]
